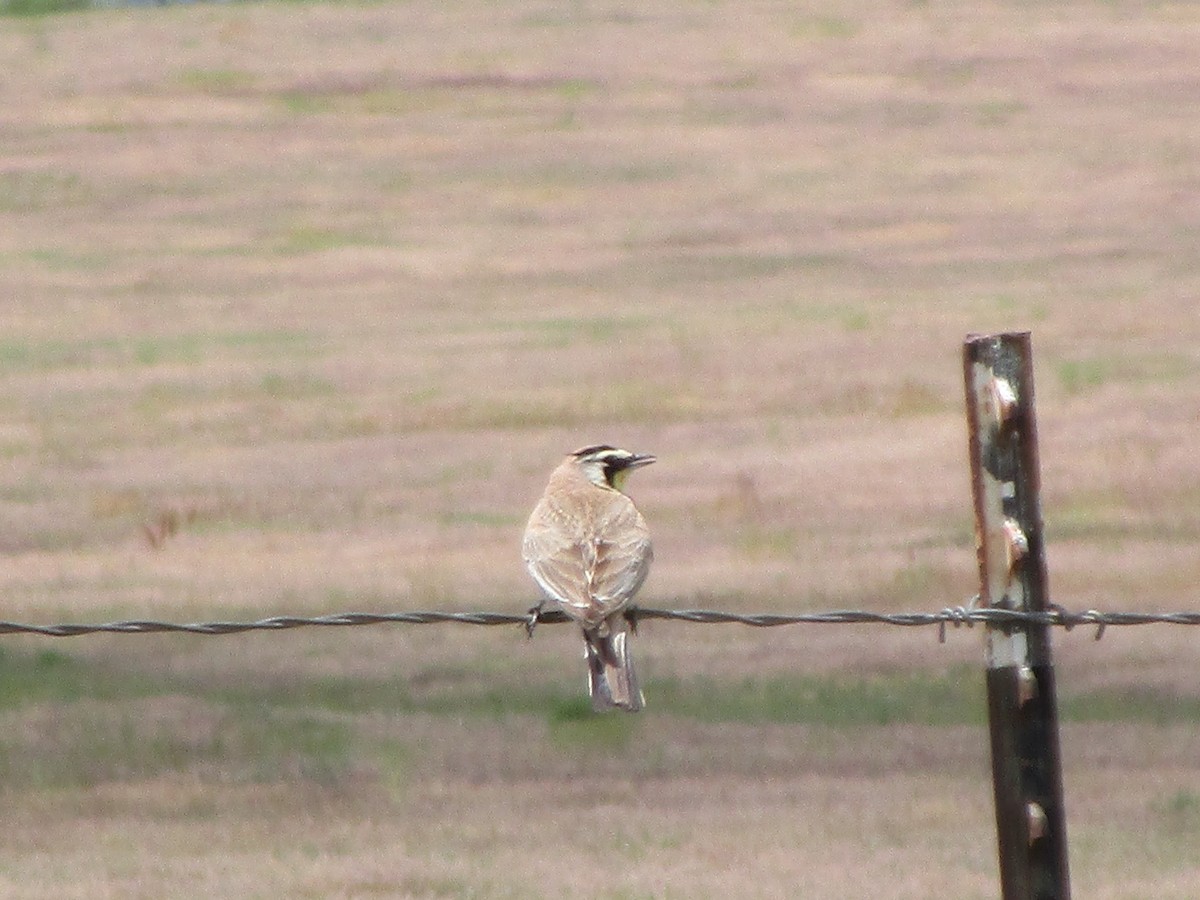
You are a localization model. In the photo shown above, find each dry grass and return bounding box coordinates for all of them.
[2,0,1200,895]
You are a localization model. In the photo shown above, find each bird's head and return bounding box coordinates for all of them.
[570,444,656,493]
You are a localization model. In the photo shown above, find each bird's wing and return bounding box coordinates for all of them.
[523,519,592,615]
[588,507,653,612]
[523,499,652,629]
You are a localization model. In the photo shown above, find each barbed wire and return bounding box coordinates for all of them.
[0,600,1198,640]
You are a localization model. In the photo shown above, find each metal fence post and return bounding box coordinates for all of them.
[963,332,1071,900]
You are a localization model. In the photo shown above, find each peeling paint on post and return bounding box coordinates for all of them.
[963,332,1071,900]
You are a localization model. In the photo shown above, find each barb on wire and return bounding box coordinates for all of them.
[0,602,1198,638]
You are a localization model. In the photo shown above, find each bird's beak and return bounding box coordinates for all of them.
[627,453,656,469]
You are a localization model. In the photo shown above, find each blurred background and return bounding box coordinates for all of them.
[1,2,1199,897]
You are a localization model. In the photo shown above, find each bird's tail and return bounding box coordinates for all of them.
[584,627,644,712]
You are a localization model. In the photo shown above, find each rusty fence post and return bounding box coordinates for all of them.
[963,332,1071,900]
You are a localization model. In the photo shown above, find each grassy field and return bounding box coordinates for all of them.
[2,1,1200,896]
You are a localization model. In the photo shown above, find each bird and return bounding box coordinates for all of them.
[523,444,656,711]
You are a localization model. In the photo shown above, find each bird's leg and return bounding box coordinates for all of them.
[525,601,544,639]
[623,605,640,636]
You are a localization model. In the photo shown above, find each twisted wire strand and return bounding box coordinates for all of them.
[0,601,1197,638]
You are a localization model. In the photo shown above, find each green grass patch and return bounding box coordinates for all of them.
[211,673,409,716]
[548,697,638,751]
[38,647,1200,730]
[889,379,947,417]
[220,706,356,784]
[644,251,847,286]
[653,672,1200,727]
[257,371,337,400]
[555,77,598,102]
[1057,357,1112,395]
[1062,689,1200,726]
[0,0,85,18]
[0,170,91,210]
[883,562,966,607]
[177,68,255,95]
[1045,489,1200,544]
[4,647,1200,792]
[273,225,382,255]
[210,668,588,723]
[651,668,987,726]
[400,383,710,432]
[0,647,159,709]
[24,247,112,271]
[206,664,990,727]
[0,703,357,789]
[426,313,658,352]
[437,509,525,528]
[1047,489,1126,542]
[1056,352,1194,395]
[277,90,335,115]
[790,16,858,39]
[519,313,655,343]
[0,649,364,788]
[977,98,1028,126]
[1153,789,1200,832]
[468,158,680,192]
[0,329,312,373]
[733,525,798,560]
[274,84,459,118]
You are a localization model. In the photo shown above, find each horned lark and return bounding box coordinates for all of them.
[523,445,655,712]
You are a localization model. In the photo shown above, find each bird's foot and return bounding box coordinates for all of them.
[524,604,543,639]
[623,605,640,635]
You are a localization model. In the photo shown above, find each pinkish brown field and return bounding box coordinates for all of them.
[1,1,1200,897]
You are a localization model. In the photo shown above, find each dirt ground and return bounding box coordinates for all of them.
[1,1,1200,896]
